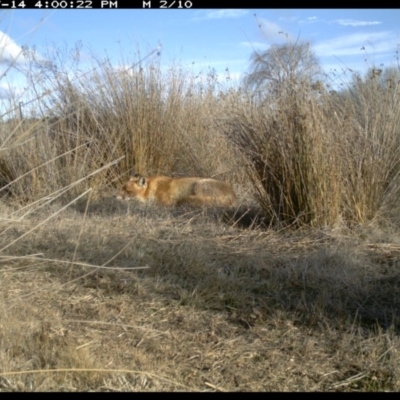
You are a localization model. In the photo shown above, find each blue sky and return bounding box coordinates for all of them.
[0,9,399,101]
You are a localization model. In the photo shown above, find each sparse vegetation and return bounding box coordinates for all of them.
[0,39,400,392]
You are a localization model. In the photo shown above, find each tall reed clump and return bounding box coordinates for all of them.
[331,69,400,223]
[48,57,236,186]
[0,47,232,203]
[222,81,341,227]
[222,65,400,227]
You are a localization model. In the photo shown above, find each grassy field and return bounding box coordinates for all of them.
[1,199,400,391]
[0,47,400,391]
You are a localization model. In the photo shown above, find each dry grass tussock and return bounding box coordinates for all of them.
[222,67,400,227]
[1,198,400,391]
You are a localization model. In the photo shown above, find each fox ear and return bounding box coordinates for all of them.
[138,177,147,187]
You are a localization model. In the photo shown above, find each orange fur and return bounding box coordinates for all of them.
[117,174,236,207]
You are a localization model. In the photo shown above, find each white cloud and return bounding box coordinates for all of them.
[0,31,26,65]
[334,19,381,27]
[205,10,248,19]
[256,18,292,41]
[298,16,321,25]
[278,15,317,23]
[314,31,394,57]
[0,82,13,99]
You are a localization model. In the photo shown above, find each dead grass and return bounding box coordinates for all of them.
[1,198,400,391]
[223,61,400,227]
[0,40,399,392]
